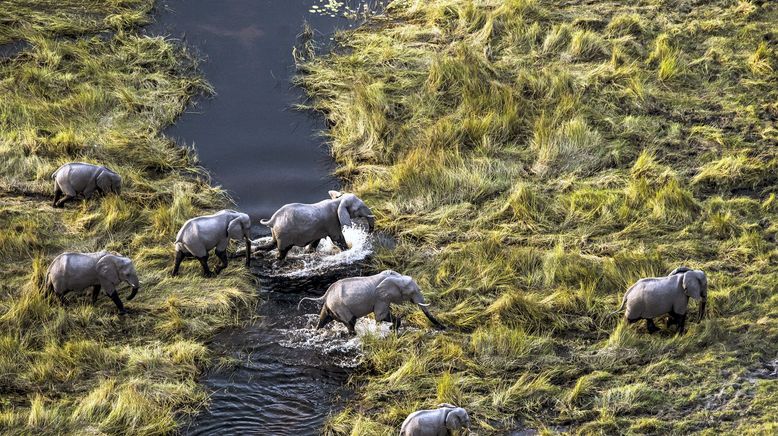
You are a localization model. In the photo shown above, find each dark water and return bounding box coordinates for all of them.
[149,1,384,434]
[153,0,349,219]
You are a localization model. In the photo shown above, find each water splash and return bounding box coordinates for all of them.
[242,225,373,278]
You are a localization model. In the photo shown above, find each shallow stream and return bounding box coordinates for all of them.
[150,1,384,434]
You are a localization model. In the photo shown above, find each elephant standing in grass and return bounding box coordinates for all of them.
[400,404,471,436]
[298,270,445,335]
[52,162,122,208]
[46,251,140,314]
[617,268,708,334]
[172,210,251,277]
[255,191,375,263]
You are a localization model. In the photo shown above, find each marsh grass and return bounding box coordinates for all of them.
[302,0,778,434]
[0,2,253,434]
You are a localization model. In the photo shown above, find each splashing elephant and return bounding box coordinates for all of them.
[616,268,708,334]
[51,162,122,208]
[399,404,471,436]
[254,191,375,263]
[172,210,252,277]
[46,251,140,314]
[297,270,445,335]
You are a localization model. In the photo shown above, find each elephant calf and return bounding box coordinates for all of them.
[298,270,445,335]
[255,190,375,262]
[172,209,251,277]
[52,162,122,208]
[46,251,140,314]
[617,267,708,334]
[400,404,470,436]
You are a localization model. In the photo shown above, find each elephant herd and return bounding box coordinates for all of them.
[42,161,710,435]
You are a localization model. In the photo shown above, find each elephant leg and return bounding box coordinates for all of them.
[214,249,228,274]
[108,291,127,315]
[645,318,659,333]
[389,312,401,331]
[91,285,101,304]
[346,317,358,336]
[316,307,334,330]
[52,187,63,208]
[333,235,348,252]
[277,245,292,261]
[55,195,75,208]
[172,250,184,276]
[197,255,214,277]
[305,239,320,253]
[666,314,677,328]
[676,313,687,335]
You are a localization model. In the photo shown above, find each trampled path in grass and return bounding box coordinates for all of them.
[0,1,255,433]
[296,0,778,433]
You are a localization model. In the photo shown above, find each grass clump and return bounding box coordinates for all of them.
[0,2,253,434]
[299,0,778,433]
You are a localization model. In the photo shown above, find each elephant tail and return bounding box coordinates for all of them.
[44,269,54,296]
[297,295,325,311]
[609,284,634,316]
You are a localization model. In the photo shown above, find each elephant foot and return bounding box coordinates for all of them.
[646,319,660,333]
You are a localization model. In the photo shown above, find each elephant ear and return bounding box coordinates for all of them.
[227,214,248,239]
[337,195,354,227]
[445,409,463,430]
[328,190,343,199]
[96,169,113,193]
[96,255,120,286]
[111,172,122,194]
[375,276,403,302]
[683,271,702,300]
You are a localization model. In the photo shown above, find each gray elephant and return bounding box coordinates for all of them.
[399,404,471,436]
[52,162,122,208]
[616,268,708,334]
[46,251,140,314]
[172,209,252,277]
[297,270,445,335]
[254,191,375,262]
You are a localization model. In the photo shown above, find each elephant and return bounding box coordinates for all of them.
[616,268,707,334]
[399,404,471,436]
[52,162,122,208]
[254,190,375,262]
[46,251,140,314]
[297,270,445,335]
[172,209,252,277]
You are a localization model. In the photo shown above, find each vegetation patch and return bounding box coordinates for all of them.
[297,0,778,433]
[0,1,254,433]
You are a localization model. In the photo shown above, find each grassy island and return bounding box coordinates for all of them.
[297,0,778,433]
[0,1,254,433]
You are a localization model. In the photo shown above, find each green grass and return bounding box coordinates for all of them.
[0,2,255,434]
[296,0,778,433]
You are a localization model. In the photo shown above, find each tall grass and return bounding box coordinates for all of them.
[299,0,778,433]
[0,2,253,433]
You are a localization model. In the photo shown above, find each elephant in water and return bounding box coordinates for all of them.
[400,404,471,436]
[172,209,251,277]
[297,270,445,335]
[254,191,375,262]
[46,251,140,314]
[52,162,122,208]
[616,268,708,334]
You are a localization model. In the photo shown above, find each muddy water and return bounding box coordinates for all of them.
[150,1,385,434]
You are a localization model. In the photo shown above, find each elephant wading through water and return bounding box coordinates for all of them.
[172,210,252,277]
[254,191,375,263]
[617,267,708,334]
[297,270,445,335]
[46,251,140,314]
[52,162,122,208]
[399,404,471,436]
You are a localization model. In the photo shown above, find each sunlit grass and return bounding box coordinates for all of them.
[298,0,778,433]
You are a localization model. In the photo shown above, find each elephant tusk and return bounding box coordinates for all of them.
[416,302,430,307]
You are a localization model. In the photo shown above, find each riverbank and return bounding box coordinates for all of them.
[299,0,778,433]
[0,2,255,433]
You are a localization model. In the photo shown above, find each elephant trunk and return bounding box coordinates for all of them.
[365,215,375,232]
[698,298,706,321]
[244,236,252,267]
[127,286,138,301]
[419,305,446,330]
